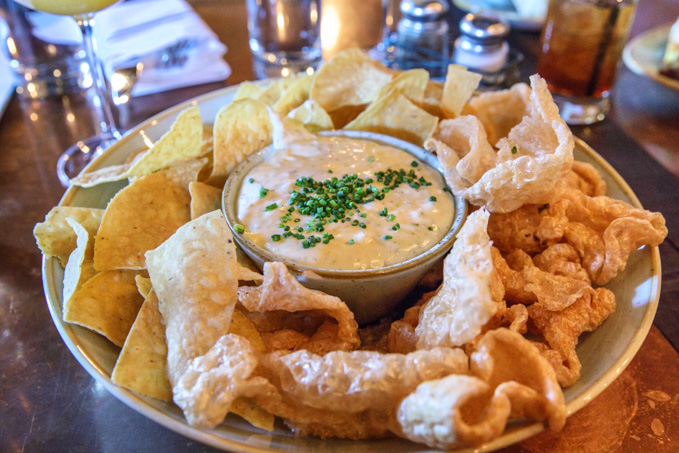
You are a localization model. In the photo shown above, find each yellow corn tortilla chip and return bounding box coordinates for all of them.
[286,100,334,132]
[94,172,191,270]
[230,397,275,431]
[310,48,394,112]
[441,65,482,119]
[228,310,267,354]
[274,74,314,115]
[420,80,444,117]
[63,269,144,347]
[344,90,438,145]
[111,290,173,401]
[374,68,429,104]
[71,107,203,187]
[189,181,223,219]
[34,207,104,266]
[234,82,264,101]
[62,218,98,312]
[210,98,272,184]
[135,275,153,298]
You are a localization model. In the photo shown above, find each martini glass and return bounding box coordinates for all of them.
[12,0,122,186]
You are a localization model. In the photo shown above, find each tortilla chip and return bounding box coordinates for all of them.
[34,207,104,266]
[228,309,267,354]
[71,107,203,187]
[111,290,173,401]
[135,275,153,298]
[211,98,272,184]
[234,81,264,101]
[441,65,482,119]
[189,181,223,219]
[63,269,144,347]
[309,48,394,112]
[230,397,275,431]
[274,74,314,115]
[344,90,438,145]
[287,100,334,132]
[62,218,98,312]
[94,172,191,270]
[374,68,428,104]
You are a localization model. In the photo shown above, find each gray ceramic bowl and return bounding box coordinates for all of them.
[222,130,467,324]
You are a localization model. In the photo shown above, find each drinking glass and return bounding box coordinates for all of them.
[12,0,122,185]
[537,0,638,125]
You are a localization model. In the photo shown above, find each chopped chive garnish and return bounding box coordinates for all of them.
[427,226,434,231]
[328,169,333,173]
[259,187,269,198]
[430,196,437,202]
[387,214,396,222]
[271,234,281,242]
[410,161,418,167]
[392,223,400,231]
[384,235,393,240]
[265,203,278,211]
[248,178,254,183]
[347,239,355,245]
[234,224,245,234]
[511,146,518,154]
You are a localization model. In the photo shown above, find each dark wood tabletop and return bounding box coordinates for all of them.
[1,0,678,452]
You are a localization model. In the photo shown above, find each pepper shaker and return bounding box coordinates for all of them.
[453,13,510,73]
[395,0,450,76]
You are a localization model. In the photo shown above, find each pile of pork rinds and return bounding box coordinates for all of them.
[34,49,668,451]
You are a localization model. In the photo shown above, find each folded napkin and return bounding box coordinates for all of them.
[30,0,230,97]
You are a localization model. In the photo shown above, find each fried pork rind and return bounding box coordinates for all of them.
[145,211,239,384]
[344,89,438,146]
[238,262,360,353]
[564,161,607,197]
[436,75,574,213]
[416,209,497,349]
[398,329,565,450]
[210,98,272,184]
[94,172,191,271]
[262,347,468,414]
[309,48,394,113]
[467,83,531,145]
[560,189,667,285]
[529,287,616,386]
[34,207,104,266]
[441,64,483,118]
[425,115,496,185]
[491,247,591,311]
[71,107,203,187]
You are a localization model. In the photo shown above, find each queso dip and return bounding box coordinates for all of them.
[237,135,454,270]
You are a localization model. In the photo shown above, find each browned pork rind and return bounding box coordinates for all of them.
[416,209,498,349]
[238,262,360,353]
[529,288,616,386]
[560,189,667,285]
[399,329,565,450]
[145,211,239,384]
[468,82,531,146]
[436,75,574,213]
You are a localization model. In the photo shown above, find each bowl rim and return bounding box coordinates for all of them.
[221,129,468,278]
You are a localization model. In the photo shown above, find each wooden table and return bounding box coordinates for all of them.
[1,0,678,452]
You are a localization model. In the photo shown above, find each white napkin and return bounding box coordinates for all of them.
[29,0,230,97]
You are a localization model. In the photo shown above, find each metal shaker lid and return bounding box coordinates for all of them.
[400,0,450,22]
[459,13,510,45]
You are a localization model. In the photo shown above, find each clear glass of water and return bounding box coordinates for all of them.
[245,0,322,78]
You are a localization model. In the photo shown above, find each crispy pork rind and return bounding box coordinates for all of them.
[262,347,468,414]
[560,189,667,285]
[529,288,616,386]
[416,209,497,349]
[425,115,496,185]
[145,211,239,384]
[467,83,531,146]
[398,329,565,450]
[563,161,607,197]
[491,247,590,311]
[238,262,360,353]
[309,48,394,112]
[436,75,574,213]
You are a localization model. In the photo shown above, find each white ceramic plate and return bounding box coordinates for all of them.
[452,0,545,32]
[42,84,661,452]
[623,24,679,92]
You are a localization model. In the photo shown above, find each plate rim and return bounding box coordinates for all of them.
[41,83,662,453]
[623,23,679,92]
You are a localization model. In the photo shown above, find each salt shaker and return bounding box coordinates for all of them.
[396,0,450,71]
[453,13,510,73]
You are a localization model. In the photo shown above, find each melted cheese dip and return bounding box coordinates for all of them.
[237,136,454,270]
